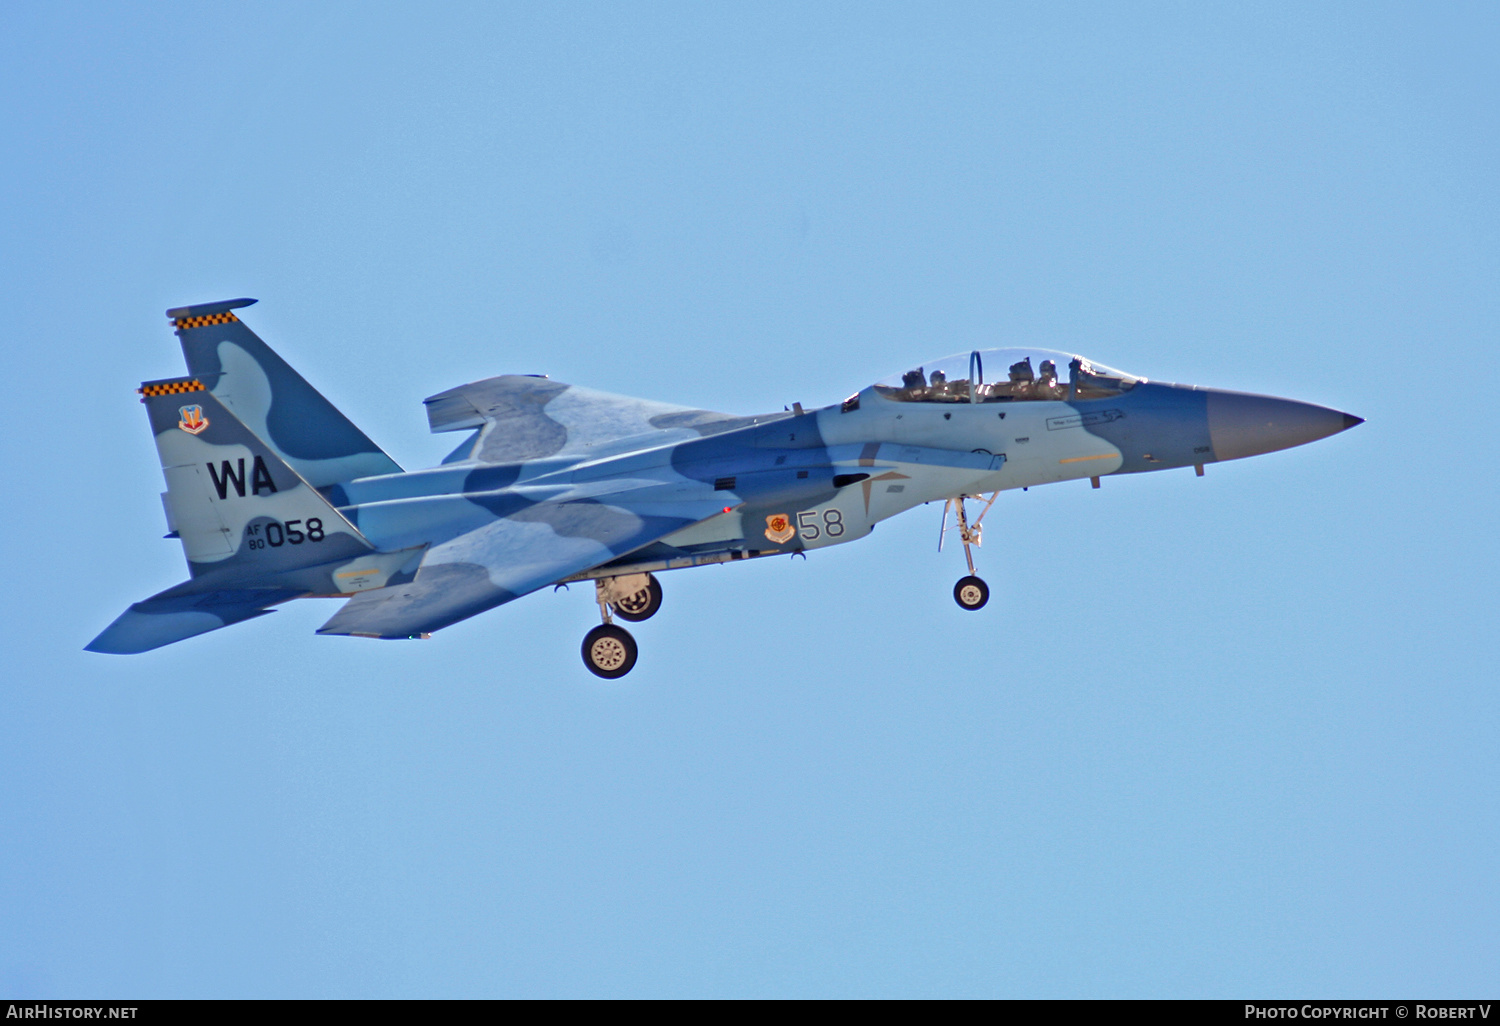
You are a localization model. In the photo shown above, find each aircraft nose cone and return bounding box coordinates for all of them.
[1206,390,1363,462]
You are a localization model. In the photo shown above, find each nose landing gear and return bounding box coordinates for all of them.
[579,573,661,678]
[941,494,996,611]
[954,575,989,610]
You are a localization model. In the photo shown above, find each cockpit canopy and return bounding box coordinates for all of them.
[874,348,1142,404]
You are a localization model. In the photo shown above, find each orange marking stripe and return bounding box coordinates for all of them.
[172,312,240,329]
[137,379,205,398]
[1059,454,1116,464]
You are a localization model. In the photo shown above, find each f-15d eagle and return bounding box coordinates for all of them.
[89,298,1362,677]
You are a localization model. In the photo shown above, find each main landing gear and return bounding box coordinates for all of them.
[580,573,661,678]
[582,624,637,679]
[609,573,662,622]
[941,494,998,611]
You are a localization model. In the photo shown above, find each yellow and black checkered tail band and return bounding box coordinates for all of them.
[138,379,205,398]
[173,312,240,330]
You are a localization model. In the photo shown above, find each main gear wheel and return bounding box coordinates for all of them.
[582,623,638,679]
[611,574,663,622]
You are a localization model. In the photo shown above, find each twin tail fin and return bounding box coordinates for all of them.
[139,377,374,578]
[85,380,422,654]
[168,298,402,487]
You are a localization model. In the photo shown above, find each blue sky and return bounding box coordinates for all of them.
[1,1,1496,997]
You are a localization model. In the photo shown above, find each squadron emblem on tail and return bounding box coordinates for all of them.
[177,404,208,434]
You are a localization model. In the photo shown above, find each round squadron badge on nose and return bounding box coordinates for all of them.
[764,513,796,544]
[177,404,209,434]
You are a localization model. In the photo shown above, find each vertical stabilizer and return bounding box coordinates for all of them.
[168,299,402,487]
[84,377,423,655]
[137,376,376,579]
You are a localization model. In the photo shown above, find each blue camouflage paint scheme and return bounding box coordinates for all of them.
[87,301,1362,654]
[87,586,304,655]
[171,299,403,486]
[1068,383,1212,473]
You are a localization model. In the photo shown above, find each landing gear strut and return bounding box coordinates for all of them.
[941,494,996,611]
[580,573,661,678]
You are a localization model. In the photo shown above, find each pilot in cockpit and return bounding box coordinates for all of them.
[933,370,969,401]
[1008,357,1035,399]
[902,368,926,390]
[1036,359,1065,400]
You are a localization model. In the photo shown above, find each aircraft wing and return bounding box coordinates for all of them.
[316,479,733,640]
[424,375,757,464]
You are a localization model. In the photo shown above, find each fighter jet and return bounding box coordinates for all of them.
[88,298,1362,676]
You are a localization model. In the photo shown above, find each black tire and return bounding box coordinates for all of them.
[953,575,989,611]
[612,574,663,622]
[582,624,638,679]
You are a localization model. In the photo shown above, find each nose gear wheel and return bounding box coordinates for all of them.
[941,495,995,611]
[954,575,989,610]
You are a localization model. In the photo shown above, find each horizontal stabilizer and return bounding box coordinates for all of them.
[86,586,303,654]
